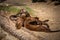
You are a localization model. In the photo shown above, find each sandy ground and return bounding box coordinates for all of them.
[0,0,60,40]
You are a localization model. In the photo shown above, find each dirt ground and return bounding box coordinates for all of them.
[0,0,60,40]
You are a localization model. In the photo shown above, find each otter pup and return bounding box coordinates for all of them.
[15,9,31,29]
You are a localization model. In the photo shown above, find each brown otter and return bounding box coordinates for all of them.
[24,17,50,32]
[10,9,31,21]
[16,9,30,18]
[24,17,60,32]
[15,9,31,29]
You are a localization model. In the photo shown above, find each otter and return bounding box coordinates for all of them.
[10,9,31,21]
[24,17,50,32]
[10,9,31,29]
[24,17,60,32]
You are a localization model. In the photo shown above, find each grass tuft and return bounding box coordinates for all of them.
[0,6,35,16]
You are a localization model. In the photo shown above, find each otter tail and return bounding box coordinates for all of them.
[48,30,60,32]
